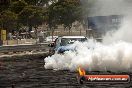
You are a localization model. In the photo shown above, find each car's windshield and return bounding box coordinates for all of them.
[60,38,87,46]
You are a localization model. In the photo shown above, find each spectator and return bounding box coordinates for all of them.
[8,32,13,40]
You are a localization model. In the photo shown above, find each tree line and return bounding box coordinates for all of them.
[0,0,85,35]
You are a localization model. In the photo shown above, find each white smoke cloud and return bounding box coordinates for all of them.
[44,0,132,72]
[88,0,131,16]
[103,16,132,44]
[94,0,132,43]
[44,41,132,72]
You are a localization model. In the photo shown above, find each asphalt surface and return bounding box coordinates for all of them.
[0,54,132,88]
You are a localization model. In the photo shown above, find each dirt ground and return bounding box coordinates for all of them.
[0,54,132,88]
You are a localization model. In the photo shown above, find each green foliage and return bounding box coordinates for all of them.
[18,5,44,27]
[0,0,10,11]
[10,0,27,14]
[0,10,17,32]
[24,0,57,6]
[24,0,40,5]
[48,0,82,29]
[0,0,86,33]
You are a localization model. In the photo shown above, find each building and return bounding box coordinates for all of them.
[87,15,123,38]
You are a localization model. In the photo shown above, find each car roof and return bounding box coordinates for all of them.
[61,36,86,39]
[46,36,58,38]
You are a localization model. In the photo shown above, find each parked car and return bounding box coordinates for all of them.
[48,36,88,54]
[46,36,58,42]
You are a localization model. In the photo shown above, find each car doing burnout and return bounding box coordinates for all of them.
[48,36,88,54]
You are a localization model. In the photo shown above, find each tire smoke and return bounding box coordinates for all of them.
[44,41,132,72]
[44,0,132,72]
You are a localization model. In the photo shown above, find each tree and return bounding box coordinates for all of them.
[18,5,44,38]
[10,0,27,14]
[48,0,82,35]
[24,0,57,7]
[0,10,17,32]
[0,0,10,11]
[18,5,44,27]
[0,0,86,38]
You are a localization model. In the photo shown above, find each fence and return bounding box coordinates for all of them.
[0,43,49,53]
[2,39,37,45]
